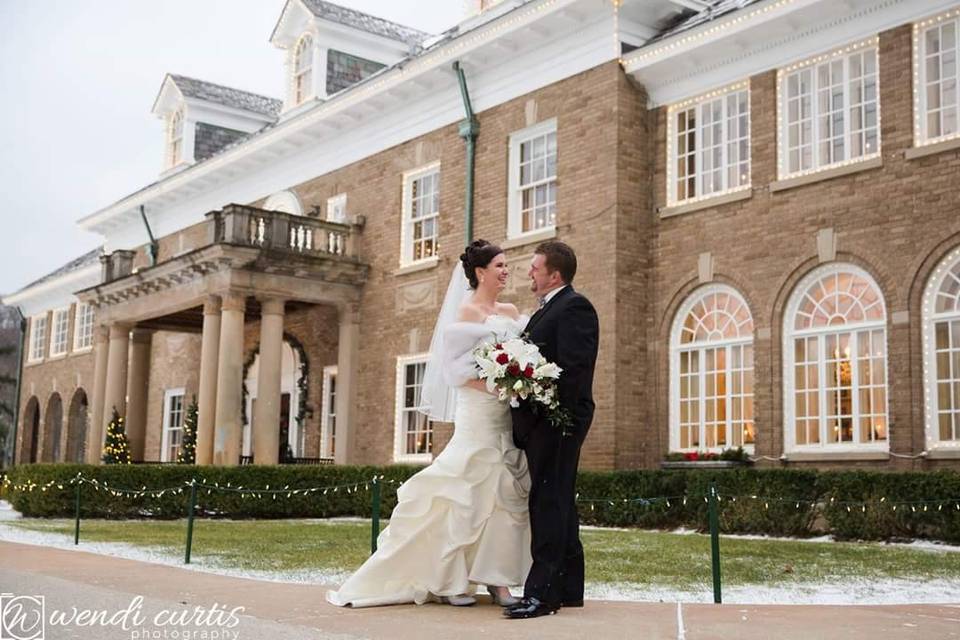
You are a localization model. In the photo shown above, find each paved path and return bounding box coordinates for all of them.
[2,541,959,639]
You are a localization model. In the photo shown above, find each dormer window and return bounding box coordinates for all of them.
[168,109,184,168]
[294,34,314,105]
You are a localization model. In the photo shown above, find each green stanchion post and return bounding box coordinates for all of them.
[371,478,382,555]
[73,481,81,545]
[185,480,197,565]
[708,483,722,604]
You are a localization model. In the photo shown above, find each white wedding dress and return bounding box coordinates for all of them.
[326,314,532,608]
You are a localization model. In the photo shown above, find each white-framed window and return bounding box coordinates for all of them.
[400,163,440,266]
[667,83,751,207]
[394,354,432,463]
[320,365,337,459]
[28,314,47,362]
[168,109,184,168]
[783,264,889,453]
[921,245,960,452]
[293,34,314,105]
[777,38,880,179]
[161,388,186,463]
[914,8,960,146]
[327,193,347,223]
[73,303,95,351]
[670,285,755,452]
[49,308,70,357]
[508,118,557,238]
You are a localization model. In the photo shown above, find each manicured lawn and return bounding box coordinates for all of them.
[7,518,960,589]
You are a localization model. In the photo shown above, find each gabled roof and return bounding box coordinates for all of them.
[300,0,430,46]
[17,247,102,294]
[653,0,763,42]
[168,74,283,118]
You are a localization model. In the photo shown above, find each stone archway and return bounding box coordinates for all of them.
[42,393,63,462]
[66,389,89,463]
[21,397,40,464]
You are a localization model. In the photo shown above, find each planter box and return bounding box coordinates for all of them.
[660,460,753,469]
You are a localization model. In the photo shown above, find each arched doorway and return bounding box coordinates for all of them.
[21,397,40,464]
[66,389,89,463]
[243,341,303,460]
[42,393,63,462]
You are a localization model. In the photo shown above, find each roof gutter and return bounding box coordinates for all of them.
[452,60,479,245]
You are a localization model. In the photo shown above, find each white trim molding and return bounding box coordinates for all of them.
[160,387,186,463]
[394,353,432,464]
[921,244,960,454]
[666,81,751,208]
[507,117,558,240]
[782,263,890,456]
[49,306,71,358]
[668,283,757,453]
[400,161,441,268]
[320,365,338,459]
[776,36,881,182]
[73,302,96,353]
[912,6,960,148]
[27,314,48,364]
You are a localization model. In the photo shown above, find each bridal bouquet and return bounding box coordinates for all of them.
[473,335,573,431]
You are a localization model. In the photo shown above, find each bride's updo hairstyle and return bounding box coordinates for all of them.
[459,239,503,289]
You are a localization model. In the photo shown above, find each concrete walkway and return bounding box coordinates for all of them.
[1,541,959,640]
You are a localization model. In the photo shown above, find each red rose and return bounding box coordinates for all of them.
[507,363,521,376]
[685,452,699,461]
[495,343,503,349]
[523,365,534,378]
[496,353,510,365]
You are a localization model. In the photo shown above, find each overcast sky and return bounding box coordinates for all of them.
[0,0,468,296]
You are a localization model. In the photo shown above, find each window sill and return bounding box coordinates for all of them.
[659,188,753,218]
[72,347,94,356]
[905,136,960,160]
[770,156,882,193]
[394,257,439,276]
[783,450,889,462]
[25,359,44,367]
[502,227,556,250]
[924,448,960,460]
[48,353,67,361]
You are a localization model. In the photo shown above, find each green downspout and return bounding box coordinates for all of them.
[8,309,25,468]
[140,205,159,267]
[453,61,479,245]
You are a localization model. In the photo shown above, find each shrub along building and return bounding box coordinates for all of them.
[6,0,960,472]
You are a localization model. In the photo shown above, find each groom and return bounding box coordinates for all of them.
[505,241,599,619]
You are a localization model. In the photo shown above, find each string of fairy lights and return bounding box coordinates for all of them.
[3,472,960,514]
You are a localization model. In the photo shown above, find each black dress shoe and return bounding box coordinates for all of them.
[561,599,584,608]
[502,596,559,619]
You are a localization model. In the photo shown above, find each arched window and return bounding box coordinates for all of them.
[293,34,313,105]
[263,190,303,215]
[168,109,184,167]
[922,246,960,452]
[670,285,755,452]
[783,264,888,452]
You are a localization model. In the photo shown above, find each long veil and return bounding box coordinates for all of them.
[419,262,471,422]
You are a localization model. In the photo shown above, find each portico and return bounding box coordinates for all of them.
[77,204,367,465]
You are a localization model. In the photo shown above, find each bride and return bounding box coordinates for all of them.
[326,240,532,608]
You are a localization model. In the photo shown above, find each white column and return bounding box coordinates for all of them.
[213,293,245,465]
[87,325,109,464]
[253,298,285,465]
[124,329,153,461]
[334,303,360,465]
[101,323,131,440]
[196,296,221,466]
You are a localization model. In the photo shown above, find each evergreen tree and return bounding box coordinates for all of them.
[101,407,131,464]
[177,396,198,464]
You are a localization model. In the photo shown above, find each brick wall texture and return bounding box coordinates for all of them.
[15,22,960,473]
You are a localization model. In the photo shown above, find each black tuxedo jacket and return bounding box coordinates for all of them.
[512,286,599,440]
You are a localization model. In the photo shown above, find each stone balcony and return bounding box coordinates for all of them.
[81,204,369,326]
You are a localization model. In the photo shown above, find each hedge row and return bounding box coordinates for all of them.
[3,464,960,542]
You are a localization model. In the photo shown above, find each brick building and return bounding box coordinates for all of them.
[5,0,960,472]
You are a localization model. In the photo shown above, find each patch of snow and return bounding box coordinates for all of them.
[584,578,960,605]
[0,500,22,521]
[0,521,349,586]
